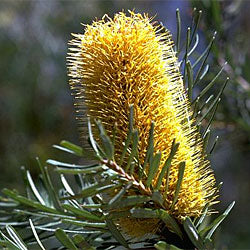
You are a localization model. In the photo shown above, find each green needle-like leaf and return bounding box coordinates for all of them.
[55,228,78,250]
[60,140,83,156]
[72,235,96,250]
[29,219,46,250]
[157,209,183,239]
[195,203,209,228]
[47,159,97,169]
[156,140,179,191]
[176,8,181,55]
[201,201,235,239]
[36,158,61,210]
[194,63,226,103]
[184,217,204,250]
[155,240,182,250]
[106,219,129,248]
[62,204,103,222]
[96,120,114,160]
[146,151,162,187]
[26,170,46,206]
[187,60,194,100]
[5,226,28,250]
[125,129,139,172]
[108,182,132,207]
[2,189,61,214]
[54,165,104,174]
[197,77,229,124]
[109,195,150,209]
[140,121,155,179]
[170,162,185,210]
[130,208,158,218]
[120,104,134,166]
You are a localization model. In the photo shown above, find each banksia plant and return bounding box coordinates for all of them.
[68,10,215,228]
[0,9,234,250]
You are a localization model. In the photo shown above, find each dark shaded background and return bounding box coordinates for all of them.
[0,0,250,249]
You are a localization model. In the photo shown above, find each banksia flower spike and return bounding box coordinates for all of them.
[68,11,217,235]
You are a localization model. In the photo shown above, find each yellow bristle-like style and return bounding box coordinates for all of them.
[67,11,217,235]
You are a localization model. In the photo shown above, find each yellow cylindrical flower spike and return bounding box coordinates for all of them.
[68,11,216,229]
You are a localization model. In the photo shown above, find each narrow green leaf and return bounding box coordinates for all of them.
[20,166,32,200]
[157,209,183,239]
[188,33,199,57]
[106,219,129,248]
[146,151,161,187]
[194,62,226,102]
[63,219,106,229]
[202,129,210,154]
[88,117,101,158]
[194,94,214,119]
[81,204,102,209]
[130,208,158,219]
[72,234,96,250]
[110,196,150,209]
[151,191,164,206]
[55,228,78,250]
[193,31,216,69]
[202,201,235,239]
[54,165,104,174]
[60,174,75,196]
[125,129,139,172]
[119,104,134,166]
[176,8,181,55]
[108,182,132,207]
[140,121,155,179]
[35,226,101,234]
[189,9,202,48]
[199,64,210,80]
[2,189,61,214]
[60,140,83,156]
[107,210,131,219]
[6,225,28,250]
[209,135,219,155]
[47,159,97,169]
[183,27,191,81]
[96,120,114,160]
[183,217,204,250]
[29,219,46,250]
[202,99,221,137]
[62,204,103,222]
[197,77,229,124]
[155,241,182,250]
[26,170,46,206]
[36,158,61,210]
[156,140,179,191]
[170,162,185,210]
[62,177,119,200]
[187,60,194,100]
[195,203,209,228]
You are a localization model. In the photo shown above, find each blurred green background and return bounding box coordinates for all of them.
[0,0,249,249]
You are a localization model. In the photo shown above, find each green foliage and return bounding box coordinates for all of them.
[0,119,234,249]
